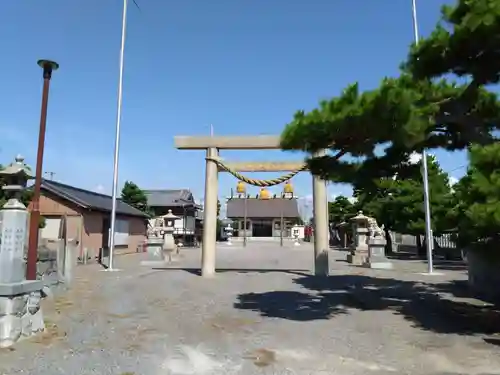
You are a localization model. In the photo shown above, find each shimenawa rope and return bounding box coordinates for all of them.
[206,157,306,187]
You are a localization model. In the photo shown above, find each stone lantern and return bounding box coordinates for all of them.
[161,209,179,262]
[292,225,301,246]
[0,155,33,283]
[347,211,370,265]
[224,223,234,245]
[0,155,45,348]
[0,155,32,193]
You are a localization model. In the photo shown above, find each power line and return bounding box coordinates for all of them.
[449,164,466,173]
[132,0,141,11]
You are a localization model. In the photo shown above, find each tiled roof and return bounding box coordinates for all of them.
[144,189,199,207]
[226,198,300,219]
[41,179,148,218]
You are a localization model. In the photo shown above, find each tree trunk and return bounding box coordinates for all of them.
[416,235,426,258]
[384,227,393,255]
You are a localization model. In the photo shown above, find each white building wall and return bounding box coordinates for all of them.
[173,216,195,235]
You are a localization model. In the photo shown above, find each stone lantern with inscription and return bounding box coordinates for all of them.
[0,155,32,283]
[0,155,45,348]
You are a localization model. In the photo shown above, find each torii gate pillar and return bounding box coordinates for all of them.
[175,135,330,277]
[312,150,329,276]
[201,147,219,277]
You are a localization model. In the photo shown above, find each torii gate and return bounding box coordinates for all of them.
[174,135,329,277]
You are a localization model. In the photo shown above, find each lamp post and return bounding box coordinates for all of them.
[182,203,186,247]
[281,181,294,246]
[236,181,248,247]
[243,195,248,246]
[26,60,59,281]
[411,0,434,274]
[279,192,284,247]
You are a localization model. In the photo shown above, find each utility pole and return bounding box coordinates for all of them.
[27,59,59,280]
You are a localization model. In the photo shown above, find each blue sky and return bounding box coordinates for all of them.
[0,0,466,214]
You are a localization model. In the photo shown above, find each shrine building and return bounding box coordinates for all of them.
[225,181,302,238]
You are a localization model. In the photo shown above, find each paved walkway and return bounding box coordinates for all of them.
[1,243,499,375]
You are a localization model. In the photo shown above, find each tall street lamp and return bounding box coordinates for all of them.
[411,0,434,274]
[26,59,59,280]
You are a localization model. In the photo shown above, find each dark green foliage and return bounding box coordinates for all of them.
[403,0,500,151]
[120,181,149,213]
[328,196,356,225]
[0,184,36,210]
[216,219,221,240]
[450,144,500,253]
[280,0,500,254]
[354,156,453,237]
[405,0,500,85]
[280,77,500,184]
[281,1,500,183]
[217,200,221,217]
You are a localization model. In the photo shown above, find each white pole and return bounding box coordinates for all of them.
[108,0,129,271]
[411,0,434,274]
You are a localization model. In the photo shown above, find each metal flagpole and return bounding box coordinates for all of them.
[108,0,129,271]
[411,0,434,274]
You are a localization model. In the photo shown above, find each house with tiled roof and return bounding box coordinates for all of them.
[144,189,203,246]
[34,179,149,261]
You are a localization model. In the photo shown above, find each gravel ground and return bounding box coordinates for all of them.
[0,242,499,375]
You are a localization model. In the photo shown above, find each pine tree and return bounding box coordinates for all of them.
[354,156,453,256]
[120,181,148,213]
[328,196,356,225]
[280,1,500,181]
[451,144,500,254]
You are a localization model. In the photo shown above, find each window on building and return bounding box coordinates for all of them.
[109,219,129,246]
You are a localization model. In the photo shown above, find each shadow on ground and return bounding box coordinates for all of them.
[234,274,500,335]
[387,251,468,271]
[152,267,309,276]
[483,337,500,346]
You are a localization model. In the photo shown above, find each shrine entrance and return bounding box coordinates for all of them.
[252,220,273,237]
[174,135,329,277]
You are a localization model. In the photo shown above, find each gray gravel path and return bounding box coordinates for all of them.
[1,242,499,375]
